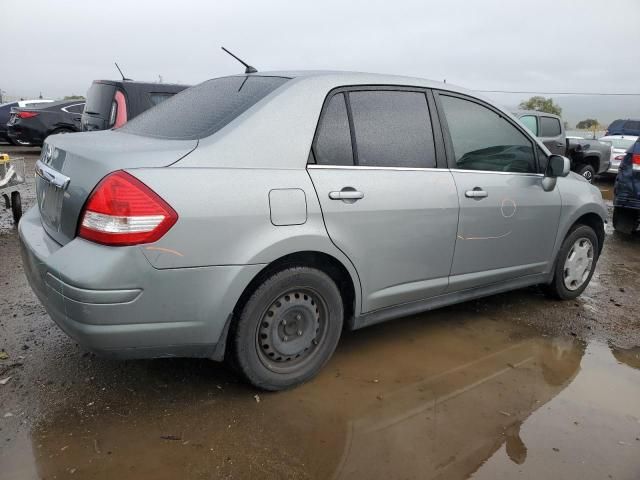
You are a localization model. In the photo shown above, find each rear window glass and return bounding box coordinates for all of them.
[120,76,289,140]
[608,138,636,149]
[85,83,116,116]
[149,93,174,106]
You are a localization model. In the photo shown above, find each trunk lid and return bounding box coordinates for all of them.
[36,130,197,245]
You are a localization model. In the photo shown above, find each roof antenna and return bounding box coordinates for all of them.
[114,62,132,81]
[221,47,257,74]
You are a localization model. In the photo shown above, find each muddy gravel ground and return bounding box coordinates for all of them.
[0,144,639,479]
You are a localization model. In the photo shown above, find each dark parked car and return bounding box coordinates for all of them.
[7,100,85,146]
[606,119,640,137]
[613,138,640,234]
[0,99,53,144]
[82,80,189,131]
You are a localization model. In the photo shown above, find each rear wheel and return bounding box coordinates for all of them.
[230,267,343,391]
[10,191,21,224]
[546,225,599,300]
[613,207,639,235]
[576,164,595,183]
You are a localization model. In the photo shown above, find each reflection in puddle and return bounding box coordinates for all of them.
[4,315,640,479]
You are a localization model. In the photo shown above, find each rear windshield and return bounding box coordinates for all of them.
[85,83,116,116]
[119,75,289,140]
[608,138,636,149]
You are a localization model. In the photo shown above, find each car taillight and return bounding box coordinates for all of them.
[17,111,39,119]
[78,171,178,246]
[633,154,640,172]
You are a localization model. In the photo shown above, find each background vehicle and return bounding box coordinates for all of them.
[606,119,640,136]
[600,135,638,175]
[7,100,85,146]
[0,99,53,144]
[613,138,640,234]
[81,80,189,131]
[514,110,611,182]
[20,72,606,391]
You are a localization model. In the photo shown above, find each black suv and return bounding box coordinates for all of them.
[82,80,189,131]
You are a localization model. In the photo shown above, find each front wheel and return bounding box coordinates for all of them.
[546,225,599,300]
[576,164,596,183]
[230,267,343,391]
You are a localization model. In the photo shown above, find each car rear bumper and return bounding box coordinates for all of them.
[7,125,41,146]
[18,205,263,359]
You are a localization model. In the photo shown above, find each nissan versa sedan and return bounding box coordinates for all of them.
[19,72,607,390]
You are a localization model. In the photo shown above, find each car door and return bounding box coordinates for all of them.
[307,88,459,313]
[434,92,561,291]
[539,115,566,155]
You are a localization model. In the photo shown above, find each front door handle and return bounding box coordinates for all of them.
[329,189,364,201]
[465,188,488,199]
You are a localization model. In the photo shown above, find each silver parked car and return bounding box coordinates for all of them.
[20,72,607,390]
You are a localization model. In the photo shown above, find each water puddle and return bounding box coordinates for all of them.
[2,314,639,479]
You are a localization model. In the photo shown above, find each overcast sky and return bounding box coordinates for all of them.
[3,0,639,124]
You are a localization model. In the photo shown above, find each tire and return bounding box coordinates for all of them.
[576,164,596,183]
[51,128,74,136]
[10,191,21,224]
[230,266,343,391]
[546,225,599,300]
[613,206,638,235]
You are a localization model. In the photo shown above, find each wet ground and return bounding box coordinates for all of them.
[1,144,639,479]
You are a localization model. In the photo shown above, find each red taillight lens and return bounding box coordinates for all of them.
[17,111,39,119]
[78,171,178,246]
[633,154,640,171]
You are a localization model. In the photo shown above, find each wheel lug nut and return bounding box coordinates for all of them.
[282,319,287,326]
[296,314,302,321]
[283,335,288,341]
[297,330,302,336]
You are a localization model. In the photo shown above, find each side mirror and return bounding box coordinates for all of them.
[542,155,570,191]
[547,155,571,178]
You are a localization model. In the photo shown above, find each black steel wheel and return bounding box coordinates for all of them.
[231,267,343,390]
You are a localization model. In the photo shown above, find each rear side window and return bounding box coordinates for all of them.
[625,120,640,132]
[120,76,289,140]
[439,94,536,173]
[65,103,85,114]
[149,93,174,106]
[349,91,436,168]
[314,93,353,166]
[519,115,538,135]
[85,83,116,116]
[540,116,562,137]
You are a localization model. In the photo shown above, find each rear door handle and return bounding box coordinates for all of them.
[465,188,488,199]
[556,142,565,148]
[329,189,364,201]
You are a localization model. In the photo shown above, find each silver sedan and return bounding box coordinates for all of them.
[20,71,607,390]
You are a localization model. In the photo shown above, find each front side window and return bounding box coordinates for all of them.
[519,115,538,135]
[439,95,536,173]
[540,116,562,137]
[349,91,436,168]
[314,93,353,166]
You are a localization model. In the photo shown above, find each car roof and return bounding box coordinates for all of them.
[241,70,477,95]
[512,109,561,119]
[94,79,189,88]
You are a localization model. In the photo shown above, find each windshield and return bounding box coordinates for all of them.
[119,75,289,140]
